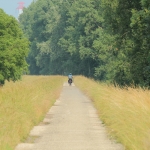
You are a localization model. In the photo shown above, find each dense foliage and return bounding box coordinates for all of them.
[19,0,150,86]
[0,9,29,84]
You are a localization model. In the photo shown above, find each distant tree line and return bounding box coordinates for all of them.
[0,9,29,85]
[19,0,150,87]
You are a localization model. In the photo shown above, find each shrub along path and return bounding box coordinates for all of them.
[15,83,124,150]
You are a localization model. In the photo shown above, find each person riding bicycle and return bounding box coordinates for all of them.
[68,73,73,84]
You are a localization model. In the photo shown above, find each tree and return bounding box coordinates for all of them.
[19,0,150,87]
[0,9,29,84]
[59,0,103,77]
[130,0,150,86]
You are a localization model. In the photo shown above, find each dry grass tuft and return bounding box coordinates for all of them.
[0,75,65,150]
[75,76,150,150]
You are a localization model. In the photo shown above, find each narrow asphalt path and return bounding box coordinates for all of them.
[15,83,124,150]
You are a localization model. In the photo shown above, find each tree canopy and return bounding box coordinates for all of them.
[19,0,150,87]
[0,9,29,84]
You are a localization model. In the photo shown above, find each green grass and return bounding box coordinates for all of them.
[75,76,150,150]
[0,75,65,150]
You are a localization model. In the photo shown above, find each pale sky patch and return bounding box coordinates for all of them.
[0,0,33,18]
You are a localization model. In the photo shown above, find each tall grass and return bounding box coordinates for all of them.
[75,76,150,150]
[0,75,65,150]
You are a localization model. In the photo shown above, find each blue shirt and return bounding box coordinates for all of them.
[68,74,73,79]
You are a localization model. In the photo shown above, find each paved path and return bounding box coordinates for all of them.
[15,83,124,150]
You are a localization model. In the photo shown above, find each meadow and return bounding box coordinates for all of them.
[75,76,150,150]
[1,75,150,150]
[0,75,65,150]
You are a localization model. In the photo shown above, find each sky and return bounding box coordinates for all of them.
[0,0,33,18]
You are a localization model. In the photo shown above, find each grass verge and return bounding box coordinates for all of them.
[0,75,65,150]
[75,76,150,150]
